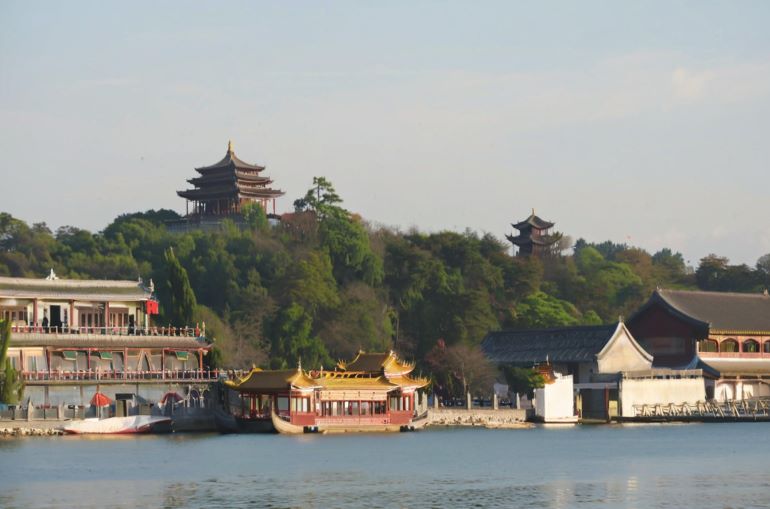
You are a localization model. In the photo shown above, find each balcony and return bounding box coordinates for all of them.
[9,325,208,349]
[10,324,202,338]
[20,369,223,384]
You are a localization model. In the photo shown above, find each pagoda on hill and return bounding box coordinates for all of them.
[177,141,284,217]
[506,209,562,257]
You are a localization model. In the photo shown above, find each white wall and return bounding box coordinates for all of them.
[597,325,653,374]
[620,377,706,416]
[535,375,575,421]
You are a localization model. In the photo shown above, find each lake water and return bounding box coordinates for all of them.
[1,423,768,509]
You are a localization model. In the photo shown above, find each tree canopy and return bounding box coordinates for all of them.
[1,179,768,397]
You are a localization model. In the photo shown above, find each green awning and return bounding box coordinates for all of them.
[62,351,77,360]
[99,351,113,360]
[174,351,189,361]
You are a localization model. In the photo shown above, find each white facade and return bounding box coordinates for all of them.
[535,374,578,423]
[619,374,706,417]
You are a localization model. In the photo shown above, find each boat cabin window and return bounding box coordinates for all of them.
[291,397,310,413]
[277,397,289,413]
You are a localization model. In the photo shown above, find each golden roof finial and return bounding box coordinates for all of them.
[227,140,234,154]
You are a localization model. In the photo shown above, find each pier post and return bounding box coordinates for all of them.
[493,393,498,410]
[466,392,472,411]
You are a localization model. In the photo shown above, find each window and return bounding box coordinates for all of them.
[291,397,309,413]
[744,339,760,353]
[699,340,718,353]
[721,339,739,353]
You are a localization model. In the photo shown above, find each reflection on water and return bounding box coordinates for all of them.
[2,423,770,508]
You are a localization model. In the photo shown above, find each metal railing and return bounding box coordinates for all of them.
[10,324,203,338]
[21,369,222,382]
[632,398,770,419]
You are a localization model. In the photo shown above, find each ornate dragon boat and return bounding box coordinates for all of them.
[222,351,429,434]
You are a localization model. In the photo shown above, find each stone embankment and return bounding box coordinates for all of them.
[0,420,65,437]
[426,408,531,429]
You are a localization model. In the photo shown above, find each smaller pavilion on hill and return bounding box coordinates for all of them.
[177,141,284,217]
[506,210,562,257]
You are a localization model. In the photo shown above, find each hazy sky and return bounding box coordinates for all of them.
[1,1,769,266]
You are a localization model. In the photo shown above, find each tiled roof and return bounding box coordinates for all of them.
[225,368,319,391]
[482,324,618,364]
[650,289,770,333]
[338,351,415,375]
[195,144,265,173]
[512,213,555,231]
[0,276,150,301]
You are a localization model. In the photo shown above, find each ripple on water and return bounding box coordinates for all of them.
[2,425,770,508]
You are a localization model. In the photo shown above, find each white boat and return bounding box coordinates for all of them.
[63,416,172,435]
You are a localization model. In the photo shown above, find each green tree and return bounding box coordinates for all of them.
[241,202,269,232]
[512,291,581,328]
[501,366,545,399]
[0,320,23,404]
[293,176,342,217]
[696,254,729,290]
[162,247,197,327]
[268,303,332,369]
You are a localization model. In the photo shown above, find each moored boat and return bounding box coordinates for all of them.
[224,351,430,434]
[63,415,172,435]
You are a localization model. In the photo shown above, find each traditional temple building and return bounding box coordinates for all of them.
[627,288,770,401]
[506,210,562,257]
[223,351,429,432]
[482,322,706,420]
[0,273,214,409]
[176,140,284,218]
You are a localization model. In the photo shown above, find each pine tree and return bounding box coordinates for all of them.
[164,248,197,327]
[0,320,23,404]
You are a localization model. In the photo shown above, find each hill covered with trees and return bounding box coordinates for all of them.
[1,178,768,396]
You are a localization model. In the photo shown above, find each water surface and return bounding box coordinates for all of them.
[1,423,768,508]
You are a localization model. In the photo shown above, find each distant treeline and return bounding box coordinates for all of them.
[1,178,768,396]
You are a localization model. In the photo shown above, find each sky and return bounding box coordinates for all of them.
[1,1,769,267]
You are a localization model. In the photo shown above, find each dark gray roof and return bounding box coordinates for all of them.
[195,145,265,173]
[512,213,555,231]
[653,289,770,333]
[482,324,617,364]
